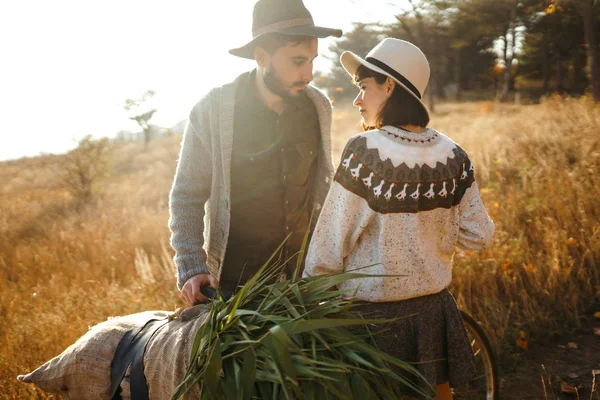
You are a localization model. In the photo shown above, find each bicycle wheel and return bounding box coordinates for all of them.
[452,310,499,400]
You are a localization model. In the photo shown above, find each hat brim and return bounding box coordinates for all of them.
[340,51,430,121]
[229,25,343,59]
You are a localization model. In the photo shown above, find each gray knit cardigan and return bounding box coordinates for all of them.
[168,80,335,290]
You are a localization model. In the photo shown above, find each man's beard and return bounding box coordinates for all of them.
[263,65,308,100]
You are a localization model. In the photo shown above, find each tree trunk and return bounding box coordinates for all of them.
[556,55,564,91]
[503,32,509,66]
[427,35,436,113]
[143,128,150,149]
[469,74,476,92]
[581,0,600,101]
[500,30,513,101]
[436,74,446,100]
[572,48,584,92]
[500,0,518,102]
[543,39,550,91]
[455,47,462,101]
[428,84,435,114]
[496,31,508,99]
[432,35,446,100]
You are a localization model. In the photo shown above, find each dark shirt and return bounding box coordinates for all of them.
[219,70,321,291]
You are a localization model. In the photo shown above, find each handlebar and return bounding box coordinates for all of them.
[200,286,233,301]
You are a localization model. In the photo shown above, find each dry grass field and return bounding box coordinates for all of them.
[1,95,599,398]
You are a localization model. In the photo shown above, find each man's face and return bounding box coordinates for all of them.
[262,37,318,99]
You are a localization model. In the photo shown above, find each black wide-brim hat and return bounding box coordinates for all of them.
[230,0,343,59]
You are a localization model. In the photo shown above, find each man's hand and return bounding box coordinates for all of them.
[180,274,219,306]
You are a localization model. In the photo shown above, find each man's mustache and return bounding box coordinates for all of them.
[293,81,310,87]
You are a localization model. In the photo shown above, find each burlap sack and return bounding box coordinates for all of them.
[18,308,210,400]
[125,306,209,400]
[17,310,170,399]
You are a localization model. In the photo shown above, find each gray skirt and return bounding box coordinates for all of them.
[352,288,476,391]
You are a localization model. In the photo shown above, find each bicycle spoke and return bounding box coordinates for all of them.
[455,310,499,400]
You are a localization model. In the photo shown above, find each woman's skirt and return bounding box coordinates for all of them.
[351,288,476,391]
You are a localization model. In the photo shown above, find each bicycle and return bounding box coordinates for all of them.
[452,310,500,400]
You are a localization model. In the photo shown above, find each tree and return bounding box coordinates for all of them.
[317,23,384,103]
[450,0,534,100]
[316,0,595,103]
[389,0,498,102]
[434,0,500,98]
[499,0,520,101]
[386,0,457,111]
[61,135,110,204]
[520,1,586,93]
[124,90,157,147]
[573,0,600,100]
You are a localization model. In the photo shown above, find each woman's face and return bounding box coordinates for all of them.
[353,76,393,128]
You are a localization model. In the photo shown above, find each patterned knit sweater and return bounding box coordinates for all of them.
[303,126,495,302]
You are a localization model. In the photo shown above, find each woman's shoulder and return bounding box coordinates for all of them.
[424,127,466,147]
[340,126,466,156]
[339,128,413,161]
[428,127,457,145]
[343,128,385,145]
[340,130,370,149]
[428,128,473,160]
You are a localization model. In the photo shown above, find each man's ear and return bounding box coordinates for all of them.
[254,47,269,67]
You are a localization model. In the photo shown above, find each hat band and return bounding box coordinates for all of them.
[366,57,422,99]
[253,18,314,38]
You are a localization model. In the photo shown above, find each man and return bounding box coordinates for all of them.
[169,0,342,306]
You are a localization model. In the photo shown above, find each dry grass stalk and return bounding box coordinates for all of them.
[2,97,599,398]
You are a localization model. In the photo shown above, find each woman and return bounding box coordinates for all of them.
[303,38,495,399]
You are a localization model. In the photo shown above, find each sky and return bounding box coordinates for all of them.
[0,0,402,161]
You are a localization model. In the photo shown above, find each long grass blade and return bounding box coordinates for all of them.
[175,240,432,400]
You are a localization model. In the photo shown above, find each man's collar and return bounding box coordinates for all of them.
[294,88,310,110]
[237,69,268,116]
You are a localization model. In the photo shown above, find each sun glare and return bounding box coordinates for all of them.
[0,0,399,161]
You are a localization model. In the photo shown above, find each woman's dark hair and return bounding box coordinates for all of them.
[354,65,429,131]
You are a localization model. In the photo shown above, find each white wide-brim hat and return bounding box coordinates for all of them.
[340,38,431,119]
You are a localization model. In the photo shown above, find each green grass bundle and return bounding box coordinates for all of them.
[171,242,434,400]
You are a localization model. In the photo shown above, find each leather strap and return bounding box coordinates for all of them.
[110,318,169,400]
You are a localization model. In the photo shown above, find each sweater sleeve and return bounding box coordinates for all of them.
[304,182,374,277]
[168,95,214,290]
[457,180,495,250]
[304,135,375,279]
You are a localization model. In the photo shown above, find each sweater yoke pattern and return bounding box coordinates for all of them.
[334,132,475,214]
